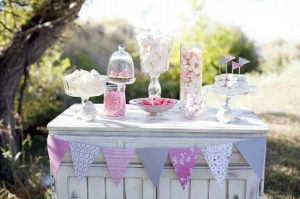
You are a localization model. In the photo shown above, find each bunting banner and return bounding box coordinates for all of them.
[70,142,101,181]
[235,137,266,179]
[169,147,201,189]
[47,136,266,189]
[202,143,233,187]
[238,57,250,66]
[47,135,70,176]
[232,61,242,69]
[102,148,135,187]
[136,147,169,186]
[224,54,236,62]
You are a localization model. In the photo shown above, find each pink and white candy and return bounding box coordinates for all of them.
[185,94,207,119]
[104,90,126,117]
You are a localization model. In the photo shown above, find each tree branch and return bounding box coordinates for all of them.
[0,21,14,32]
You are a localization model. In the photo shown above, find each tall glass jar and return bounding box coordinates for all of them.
[136,29,173,97]
[180,42,202,107]
[104,84,126,117]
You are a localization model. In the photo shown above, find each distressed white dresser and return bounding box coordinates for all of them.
[47,104,268,199]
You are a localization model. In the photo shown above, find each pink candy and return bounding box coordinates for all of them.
[139,98,174,106]
[109,70,131,78]
[180,46,202,106]
[185,94,207,119]
[104,90,126,117]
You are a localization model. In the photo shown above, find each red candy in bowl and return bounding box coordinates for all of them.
[129,98,179,115]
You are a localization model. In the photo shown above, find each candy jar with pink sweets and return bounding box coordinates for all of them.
[104,84,126,117]
[105,44,135,118]
[180,42,202,107]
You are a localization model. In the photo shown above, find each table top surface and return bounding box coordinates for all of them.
[47,104,268,136]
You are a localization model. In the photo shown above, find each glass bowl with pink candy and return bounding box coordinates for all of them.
[129,98,179,116]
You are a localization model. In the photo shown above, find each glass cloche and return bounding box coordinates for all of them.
[107,44,135,84]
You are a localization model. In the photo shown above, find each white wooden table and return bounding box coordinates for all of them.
[47,104,268,199]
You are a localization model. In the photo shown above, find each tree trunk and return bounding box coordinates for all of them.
[0,0,84,153]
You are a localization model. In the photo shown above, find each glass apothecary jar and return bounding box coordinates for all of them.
[107,45,135,85]
[180,42,202,107]
[104,84,126,117]
[136,29,173,97]
[185,92,208,119]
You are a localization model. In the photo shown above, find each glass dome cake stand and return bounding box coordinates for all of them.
[204,85,256,123]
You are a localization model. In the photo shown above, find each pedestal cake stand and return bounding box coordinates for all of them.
[204,85,256,123]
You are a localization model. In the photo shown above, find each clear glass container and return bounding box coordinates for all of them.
[136,29,173,97]
[107,45,135,85]
[63,69,108,121]
[180,42,202,107]
[104,84,126,117]
[185,92,207,119]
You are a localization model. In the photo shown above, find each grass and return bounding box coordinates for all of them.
[206,61,300,198]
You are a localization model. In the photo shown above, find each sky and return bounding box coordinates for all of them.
[79,0,300,42]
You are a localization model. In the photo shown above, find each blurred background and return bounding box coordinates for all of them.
[0,0,299,198]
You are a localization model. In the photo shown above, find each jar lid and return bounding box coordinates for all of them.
[110,44,132,61]
[107,44,135,84]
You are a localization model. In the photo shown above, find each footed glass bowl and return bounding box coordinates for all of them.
[129,98,179,116]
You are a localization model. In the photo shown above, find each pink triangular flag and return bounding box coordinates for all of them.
[224,55,236,62]
[169,147,201,189]
[232,61,242,69]
[47,135,70,176]
[102,148,135,187]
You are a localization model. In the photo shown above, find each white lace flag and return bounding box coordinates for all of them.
[70,142,101,181]
[238,57,250,65]
[202,143,233,186]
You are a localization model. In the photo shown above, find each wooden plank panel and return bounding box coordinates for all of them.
[88,177,105,199]
[106,178,123,199]
[170,179,188,199]
[157,176,170,199]
[55,166,69,199]
[209,180,226,199]
[228,180,246,199]
[143,177,155,199]
[191,180,209,199]
[125,178,143,199]
[245,170,258,199]
[67,176,87,199]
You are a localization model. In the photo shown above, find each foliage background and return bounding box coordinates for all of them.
[1,0,300,199]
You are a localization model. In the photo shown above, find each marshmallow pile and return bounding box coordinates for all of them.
[104,89,126,117]
[214,74,248,89]
[180,47,202,106]
[185,93,207,119]
[63,69,107,99]
[137,30,173,77]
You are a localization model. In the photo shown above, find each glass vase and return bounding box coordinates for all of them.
[136,29,173,97]
[180,42,202,107]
